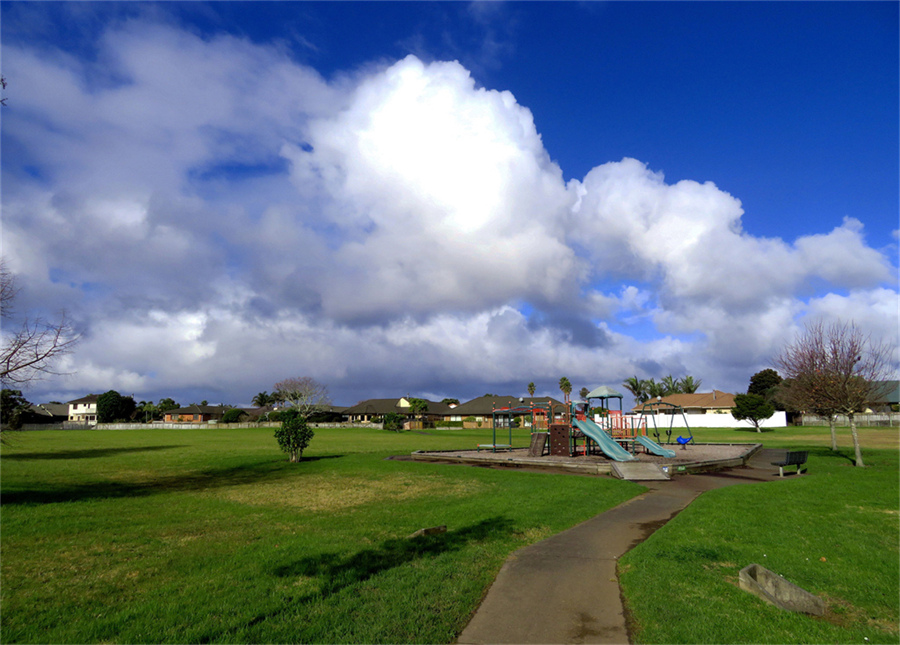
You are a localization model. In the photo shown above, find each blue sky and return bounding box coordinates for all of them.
[2,1,897,408]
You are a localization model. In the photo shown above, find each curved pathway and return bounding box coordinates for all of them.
[457,449,784,645]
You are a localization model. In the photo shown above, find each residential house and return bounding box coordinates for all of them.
[343,398,451,426]
[163,404,230,423]
[26,403,70,425]
[632,390,737,414]
[68,395,99,425]
[451,395,565,428]
[867,380,900,412]
[247,404,347,423]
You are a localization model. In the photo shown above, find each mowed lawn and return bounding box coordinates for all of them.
[0,425,643,644]
[2,424,897,644]
[621,425,900,644]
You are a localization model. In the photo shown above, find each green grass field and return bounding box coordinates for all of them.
[0,425,642,643]
[622,425,900,644]
[1,423,897,644]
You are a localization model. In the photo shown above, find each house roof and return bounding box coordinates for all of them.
[871,380,900,404]
[453,395,564,416]
[68,394,99,404]
[342,398,451,416]
[165,404,230,416]
[32,403,69,417]
[632,390,736,412]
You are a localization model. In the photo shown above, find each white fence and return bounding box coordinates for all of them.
[607,411,787,430]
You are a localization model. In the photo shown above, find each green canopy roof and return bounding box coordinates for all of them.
[586,386,623,399]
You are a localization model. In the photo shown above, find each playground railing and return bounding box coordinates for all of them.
[597,414,646,440]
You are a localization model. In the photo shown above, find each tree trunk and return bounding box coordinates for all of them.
[849,413,864,467]
[290,450,299,463]
[829,415,837,451]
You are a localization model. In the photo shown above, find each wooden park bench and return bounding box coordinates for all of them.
[771,450,808,477]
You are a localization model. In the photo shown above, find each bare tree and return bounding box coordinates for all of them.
[776,320,894,467]
[272,377,331,419]
[1,260,79,386]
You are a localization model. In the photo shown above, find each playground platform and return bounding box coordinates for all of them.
[410,442,761,477]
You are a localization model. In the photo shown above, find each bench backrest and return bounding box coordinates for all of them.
[786,450,808,464]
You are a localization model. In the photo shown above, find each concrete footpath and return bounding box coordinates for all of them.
[456,449,784,645]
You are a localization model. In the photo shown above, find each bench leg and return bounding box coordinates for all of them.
[778,466,784,477]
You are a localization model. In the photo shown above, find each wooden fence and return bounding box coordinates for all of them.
[801,413,899,427]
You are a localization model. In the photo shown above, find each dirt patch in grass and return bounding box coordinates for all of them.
[818,595,900,635]
[207,473,486,512]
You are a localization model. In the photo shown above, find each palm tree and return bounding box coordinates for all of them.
[558,377,572,404]
[661,375,679,395]
[678,375,702,393]
[252,391,272,407]
[645,379,666,400]
[527,382,536,397]
[623,376,649,404]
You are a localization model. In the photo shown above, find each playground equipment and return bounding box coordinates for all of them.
[478,399,555,453]
[573,416,635,461]
[638,400,691,446]
[476,389,688,462]
[636,435,677,458]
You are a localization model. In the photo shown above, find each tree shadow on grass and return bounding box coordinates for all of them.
[271,516,515,601]
[806,445,856,465]
[1,445,187,460]
[0,456,343,506]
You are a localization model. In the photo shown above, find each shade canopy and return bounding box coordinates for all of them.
[586,386,623,399]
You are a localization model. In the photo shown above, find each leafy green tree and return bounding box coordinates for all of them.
[408,398,429,425]
[579,387,589,402]
[97,390,136,423]
[748,369,782,396]
[558,377,572,403]
[222,408,248,423]
[157,398,179,413]
[527,382,536,397]
[274,408,314,462]
[1,388,31,430]
[383,412,405,432]
[731,394,775,432]
[441,398,459,406]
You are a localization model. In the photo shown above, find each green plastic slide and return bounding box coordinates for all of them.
[573,418,636,462]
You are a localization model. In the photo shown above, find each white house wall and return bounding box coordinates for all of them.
[608,412,787,429]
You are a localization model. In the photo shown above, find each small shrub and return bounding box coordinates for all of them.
[221,408,248,424]
[383,412,405,432]
[434,420,463,428]
[274,409,314,462]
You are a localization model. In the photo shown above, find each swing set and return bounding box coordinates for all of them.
[638,400,694,447]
